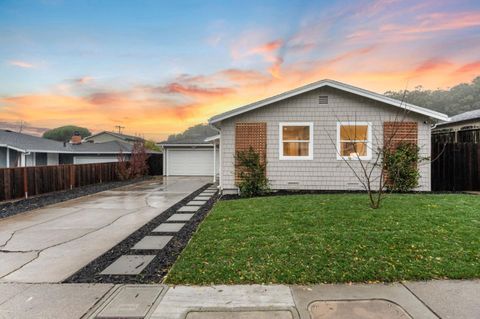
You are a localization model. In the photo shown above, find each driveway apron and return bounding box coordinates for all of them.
[0,177,210,283]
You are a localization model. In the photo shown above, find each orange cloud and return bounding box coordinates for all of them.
[248,39,283,56]
[8,60,35,68]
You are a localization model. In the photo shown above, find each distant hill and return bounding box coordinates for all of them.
[384,76,480,116]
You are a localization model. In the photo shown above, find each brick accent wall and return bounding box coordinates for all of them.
[234,122,267,184]
[383,122,418,150]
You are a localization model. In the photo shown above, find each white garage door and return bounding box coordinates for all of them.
[167,149,214,176]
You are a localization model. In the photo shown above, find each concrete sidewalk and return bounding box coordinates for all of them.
[0,280,477,318]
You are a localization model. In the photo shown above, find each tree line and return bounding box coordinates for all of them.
[385,76,480,116]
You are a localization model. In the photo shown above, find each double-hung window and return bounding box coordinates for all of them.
[337,122,372,160]
[279,122,313,160]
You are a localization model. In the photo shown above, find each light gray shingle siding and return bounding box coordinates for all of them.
[219,87,431,191]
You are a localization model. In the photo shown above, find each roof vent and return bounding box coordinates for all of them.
[318,95,328,104]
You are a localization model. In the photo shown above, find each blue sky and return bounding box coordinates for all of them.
[1,0,480,139]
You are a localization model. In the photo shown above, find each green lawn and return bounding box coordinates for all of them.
[166,194,480,284]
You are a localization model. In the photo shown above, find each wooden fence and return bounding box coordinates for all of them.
[431,142,480,191]
[0,162,124,201]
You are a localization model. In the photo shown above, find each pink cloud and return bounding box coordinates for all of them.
[8,60,35,68]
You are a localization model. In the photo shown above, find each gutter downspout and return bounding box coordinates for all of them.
[209,124,221,188]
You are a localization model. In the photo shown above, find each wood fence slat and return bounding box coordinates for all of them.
[432,142,480,191]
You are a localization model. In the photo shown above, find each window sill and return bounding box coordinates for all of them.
[279,156,314,160]
[337,155,372,161]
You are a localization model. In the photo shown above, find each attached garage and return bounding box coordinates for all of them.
[160,136,220,177]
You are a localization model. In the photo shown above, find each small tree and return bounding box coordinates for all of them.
[326,90,428,209]
[235,147,269,197]
[130,141,150,177]
[116,141,150,180]
[116,150,131,180]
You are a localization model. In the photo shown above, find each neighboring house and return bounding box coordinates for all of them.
[0,130,134,168]
[83,131,144,144]
[159,135,219,177]
[432,109,480,143]
[208,79,448,193]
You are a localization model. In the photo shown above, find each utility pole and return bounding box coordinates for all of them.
[114,125,125,134]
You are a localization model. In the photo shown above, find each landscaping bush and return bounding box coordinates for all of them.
[384,142,422,192]
[235,147,269,197]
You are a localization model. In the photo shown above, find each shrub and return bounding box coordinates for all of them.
[116,141,150,180]
[384,142,422,192]
[235,147,269,197]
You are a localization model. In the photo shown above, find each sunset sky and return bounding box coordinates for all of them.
[1,0,480,140]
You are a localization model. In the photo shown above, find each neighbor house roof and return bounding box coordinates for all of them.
[209,79,449,124]
[158,135,217,147]
[69,141,134,154]
[84,131,144,142]
[437,109,480,126]
[0,130,136,154]
[0,130,65,153]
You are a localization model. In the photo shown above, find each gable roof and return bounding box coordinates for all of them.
[209,79,449,124]
[84,131,143,142]
[437,109,480,126]
[0,130,140,154]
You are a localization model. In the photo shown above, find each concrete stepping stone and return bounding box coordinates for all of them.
[167,213,194,221]
[100,255,155,275]
[186,311,293,319]
[178,205,200,212]
[187,200,207,205]
[201,191,216,194]
[96,285,164,319]
[132,236,172,250]
[194,196,211,201]
[153,223,185,233]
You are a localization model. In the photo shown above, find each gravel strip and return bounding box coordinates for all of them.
[0,177,152,219]
[64,183,217,284]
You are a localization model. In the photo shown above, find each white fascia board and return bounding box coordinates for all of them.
[161,144,213,147]
[0,144,27,153]
[204,134,221,142]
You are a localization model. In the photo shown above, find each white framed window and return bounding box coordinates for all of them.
[279,122,313,160]
[336,122,372,160]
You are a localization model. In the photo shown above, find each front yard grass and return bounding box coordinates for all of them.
[166,194,480,284]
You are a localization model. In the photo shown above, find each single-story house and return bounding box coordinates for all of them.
[432,109,480,143]
[83,131,144,144]
[208,79,448,194]
[159,136,219,178]
[0,130,135,168]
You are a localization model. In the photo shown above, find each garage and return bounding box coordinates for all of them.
[166,149,215,176]
[160,136,220,177]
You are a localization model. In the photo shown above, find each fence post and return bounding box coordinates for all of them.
[23,167,28,198]
[70,165,75,190]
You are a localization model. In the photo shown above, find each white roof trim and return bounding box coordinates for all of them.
[0,144,26,153]
[209,79,449,124]
[161,143,213,147]
[204,134,220,142]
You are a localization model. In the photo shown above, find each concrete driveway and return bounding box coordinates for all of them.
[0,176,210,283]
